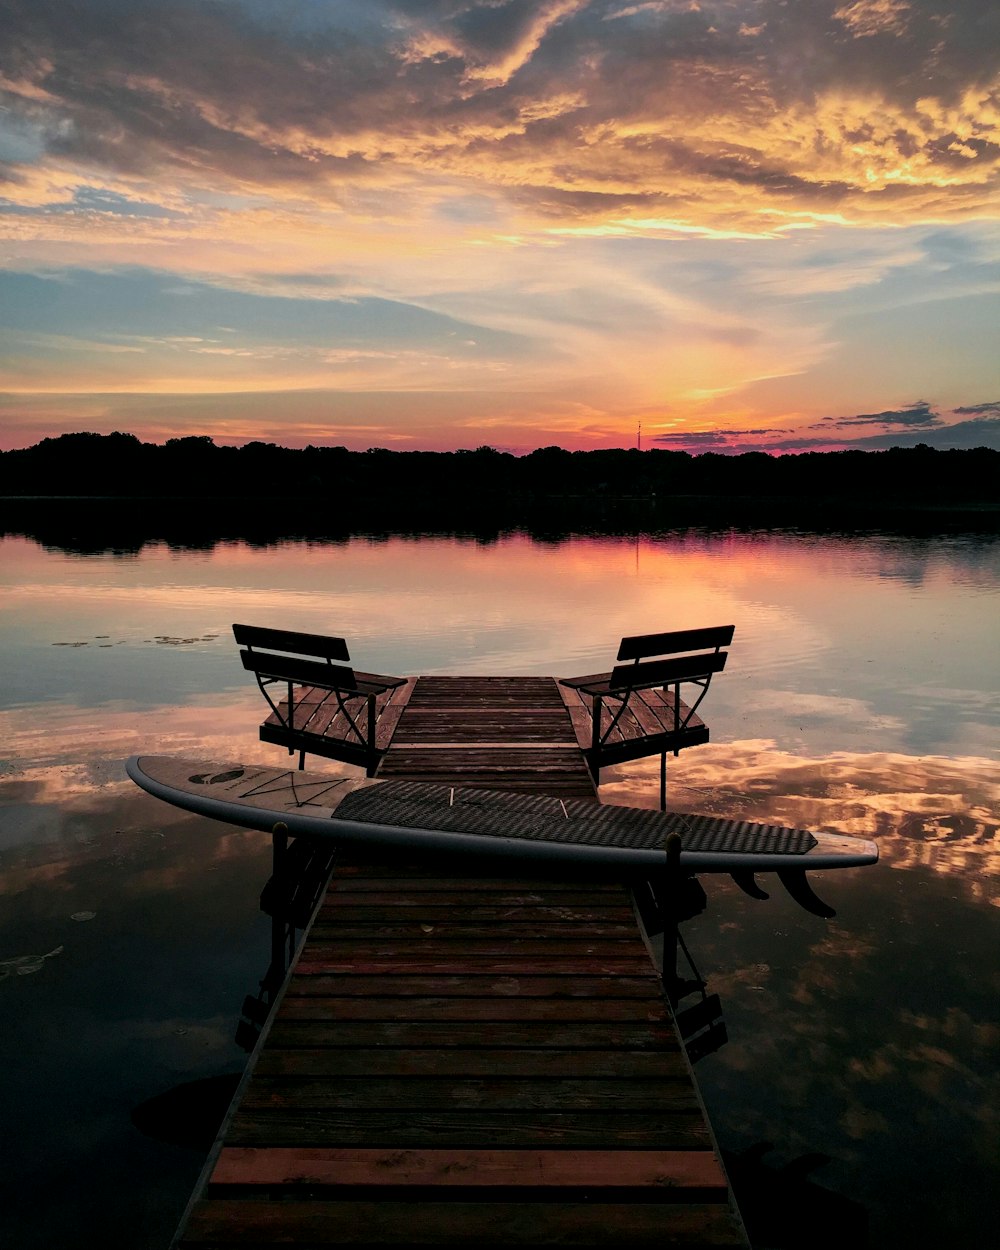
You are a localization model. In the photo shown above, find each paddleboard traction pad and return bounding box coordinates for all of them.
[334,779,818,857]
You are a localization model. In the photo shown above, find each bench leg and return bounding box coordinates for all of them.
[367,695,377,777]
[298,748,306,770]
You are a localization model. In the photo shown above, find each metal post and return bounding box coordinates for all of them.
[662,832,682,1003]
[270,822,289,977]
[590,694,603,784]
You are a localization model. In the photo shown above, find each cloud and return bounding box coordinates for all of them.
[652,425,793,449]
[647,409,1000,455]
[766,415,1000,452]
[833,1,913,39]
[0,2,996,452]
[821,400,942,428]
[954,400,1000,417]
[652,431,733,448]
[0,0,997,235]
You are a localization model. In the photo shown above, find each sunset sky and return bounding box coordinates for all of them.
[1,0,998,453]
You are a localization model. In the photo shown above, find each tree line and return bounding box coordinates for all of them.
[2,430,997,504]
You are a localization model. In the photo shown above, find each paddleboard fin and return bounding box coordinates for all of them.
[777,869,836,919]
[731,871,769,900]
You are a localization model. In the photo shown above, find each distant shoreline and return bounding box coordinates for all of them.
[3,433,997,543]
[3,492,998,554]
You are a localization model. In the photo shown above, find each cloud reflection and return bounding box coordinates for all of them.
[602,741,1000,904]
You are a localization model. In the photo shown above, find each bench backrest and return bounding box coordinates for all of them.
[233,623,350,662]
[233,623,358,692]
[608,624,734,692]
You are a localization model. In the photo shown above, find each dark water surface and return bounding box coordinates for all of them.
[1,528,997,1248]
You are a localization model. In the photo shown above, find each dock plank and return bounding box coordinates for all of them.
[210,1146,729,1190]
[181,1198,741,1246]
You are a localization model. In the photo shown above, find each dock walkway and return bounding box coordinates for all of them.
[173,678,747,1248]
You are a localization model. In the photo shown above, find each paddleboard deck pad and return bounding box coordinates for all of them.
[126,755,878,876]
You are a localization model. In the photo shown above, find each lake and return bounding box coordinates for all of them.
[1,526,997,1248]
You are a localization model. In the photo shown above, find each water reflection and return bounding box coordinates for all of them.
[605,745,1000,905]
[234,833,338,1054]
[1,529,997,1249]
[0,789,274,1248]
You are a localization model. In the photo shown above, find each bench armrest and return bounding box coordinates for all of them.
[558,671,614,693]
[240,649,405,696]
[560,650,728,696]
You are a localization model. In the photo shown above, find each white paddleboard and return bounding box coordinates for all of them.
[126,755,878,875]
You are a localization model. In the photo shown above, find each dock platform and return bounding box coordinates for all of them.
[172,678,747,1247]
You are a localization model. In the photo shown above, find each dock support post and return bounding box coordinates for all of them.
[366,694,377,777]
[270,822,289,978]
[661,832,682,1001]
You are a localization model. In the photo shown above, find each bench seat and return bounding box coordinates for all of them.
[558,682,709,766]
[559,625,734,801]
[259,674,416,768]
[234,624,410,774]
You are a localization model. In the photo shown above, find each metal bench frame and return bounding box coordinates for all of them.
[234,624,407,775]
[560,625,735,805]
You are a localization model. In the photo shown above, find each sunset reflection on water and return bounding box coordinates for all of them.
[4,700,997,901]
[0,528,997,1248]
[604,744,1000,905]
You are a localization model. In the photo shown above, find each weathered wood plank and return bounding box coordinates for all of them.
[210,1146,729,1192]
[598,698,646,747]
[302,937,648,957]
[238,1076,700,1113]
[253,1048,686,1079]
[312,905,638,922]
[262,1020,680,1048]
[276,997,676,1022]
[326,871,625,889]
[179,1198,743,1246]
[283,974,663,998]
[293,957,656,976]
[319,890,628,904]
[373,675,417,749]
[306,923,641,941]
[225,1108,710,1150]
[377,747,587,766]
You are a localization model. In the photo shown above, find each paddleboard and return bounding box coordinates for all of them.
[126,755,878,875]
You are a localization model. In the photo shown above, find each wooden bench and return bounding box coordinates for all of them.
[234,624,410,775]
[558,625,735,803]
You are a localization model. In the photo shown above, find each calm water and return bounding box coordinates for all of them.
[1,528,997,1248]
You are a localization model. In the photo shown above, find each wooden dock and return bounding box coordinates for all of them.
[376,676,596,796]
[173,678,748,1248]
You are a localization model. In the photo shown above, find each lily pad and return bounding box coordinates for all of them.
[0,946,64,981]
